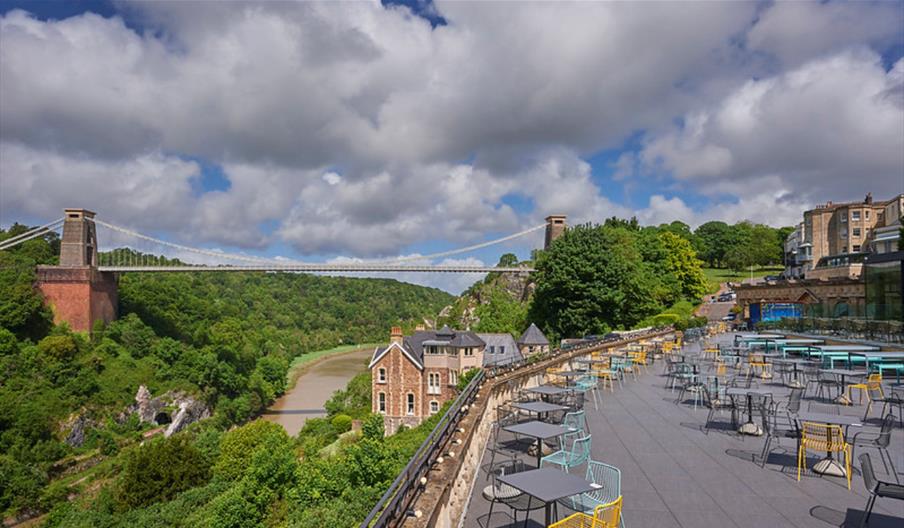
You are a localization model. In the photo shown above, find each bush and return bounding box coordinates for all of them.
[214,419,290,482]
[330,414,353,434]
[115,435,210,509]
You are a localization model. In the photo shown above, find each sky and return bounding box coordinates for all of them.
[1,0,903,293]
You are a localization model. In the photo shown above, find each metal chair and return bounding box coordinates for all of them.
[702,383,736,433]
[852,414,899,484]
[479,459,527,528]
[848,373,881,405]
[541,432,591,473]
[797,422,853,489]
[858,453,904,527]
[558,460,625,528]
[759,398,800,468]
[561,410,586,433]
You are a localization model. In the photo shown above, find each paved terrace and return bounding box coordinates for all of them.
[462,333,904,528]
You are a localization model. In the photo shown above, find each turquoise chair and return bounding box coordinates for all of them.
[574,374,600,410]
[559,459,626,528]
[561,410,586,433]
[541,432,591,472]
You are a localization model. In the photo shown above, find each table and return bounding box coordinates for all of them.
[511,401,568,422]
[772,358,810,388]
[849,351,904,375]
[497,467,597,526]
[794,412,862,477]
[552,370,585,379]
[820,369,864,405]
[502,421,570,467]
[726,388,772,435]
[526,385,571,402]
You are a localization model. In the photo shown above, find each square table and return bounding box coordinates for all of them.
[772,358,810,388]
[526,385,571,402]
[497,467,597,526]
[552,370,585,378]
[794,412,862,477]
[503,420,570,467]
[725,388,773,435]
[820,368,865,404]
[511,401,569,422]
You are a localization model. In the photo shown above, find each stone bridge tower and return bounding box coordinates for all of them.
[544,215,567,249]
[35,209,118,333]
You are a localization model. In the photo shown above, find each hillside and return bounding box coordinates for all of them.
[437,254,534,336]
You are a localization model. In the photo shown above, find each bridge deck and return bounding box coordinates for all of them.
[97,265,534,273]
[462,333,904,528]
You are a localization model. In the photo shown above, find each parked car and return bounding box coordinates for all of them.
[764,275,782,282]
[721,313,737,321]
[717,292,736,302]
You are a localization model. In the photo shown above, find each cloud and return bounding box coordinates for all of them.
[636,50,904,203]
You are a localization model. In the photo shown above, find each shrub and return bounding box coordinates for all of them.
[330,414,353,434]
[115,435,210,509]
[214,419,289,482]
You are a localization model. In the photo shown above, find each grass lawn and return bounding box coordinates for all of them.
[285,343,380,389]
[702,266,784,293]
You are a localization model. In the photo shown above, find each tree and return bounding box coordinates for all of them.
[694,221,733,267]
[658,232,708,301]
[115,435,210,509]
[214,419,290,481]
[529,224,660,339]
[473,289,528,335]
[496,253,518,267]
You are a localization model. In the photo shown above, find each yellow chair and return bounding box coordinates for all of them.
[548,496,622,528]
[797,422,852,490]
[847,373,881,405]
[746,353,772,379]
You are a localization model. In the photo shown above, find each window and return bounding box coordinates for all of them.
[427,372,441,394]
[841,231,848,239]
[378,368,386,383]
[499,345,505,354]
[865,210,870,220]
[852,211,860,221]
[449,370,458,386]
[464,347,474,356]
[840,212,847,223]
[406,393,415,415]
[429,401,439,415]
[853,228,861,237]
[853,245,861,253]
[426,345,439,355]
[378,392,386,413]
[488,345,495,354]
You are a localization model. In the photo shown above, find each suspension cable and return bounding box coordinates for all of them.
[0,218,64,251]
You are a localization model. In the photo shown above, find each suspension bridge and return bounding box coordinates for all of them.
[1,209,567,332]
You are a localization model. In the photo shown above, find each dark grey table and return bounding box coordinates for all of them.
[511,401,569,422]
[794,412,862,477]
[552,370,584,378]
[820,368,865,404]
[526,385,571,402]
[726,388,773,435]
[497,467,597,525]
[503,420,569,467]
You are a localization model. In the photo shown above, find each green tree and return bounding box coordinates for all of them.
[658,232,708,301]
[529,224,660,339]
[473,289,527,335]
[115,435,210,509]
[694,221,733,267]
[214,419,290,482]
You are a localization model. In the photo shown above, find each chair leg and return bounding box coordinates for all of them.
[880,448,899,484]
[860,494,877,528]
[760,435,772,468]
[797,444,805,481]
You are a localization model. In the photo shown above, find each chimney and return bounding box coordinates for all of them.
[415,324,425,331]
[390,326,403,345]
[865,193,873,204]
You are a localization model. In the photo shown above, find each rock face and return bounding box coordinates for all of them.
[122,386,210,435]
[64,414,96,447]
[164,397,211,437]
[440,271,534,329]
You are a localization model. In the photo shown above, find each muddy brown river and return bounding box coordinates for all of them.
[262,347,373,437]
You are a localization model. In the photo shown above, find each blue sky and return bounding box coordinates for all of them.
[1,1,902,292]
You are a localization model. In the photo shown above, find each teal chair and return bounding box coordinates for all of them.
[559,459,626,528]
[574,374,600,410]
[561,410,586,433]
[541,432,591,472]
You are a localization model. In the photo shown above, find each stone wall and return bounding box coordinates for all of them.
[35,266,118,333]
[373,345,425,435]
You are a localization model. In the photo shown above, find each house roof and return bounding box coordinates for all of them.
[476,333,522,366]
[370,328,486,370]
[518,323,549,346]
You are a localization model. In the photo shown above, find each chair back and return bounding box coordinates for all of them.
[586,460,621,503]
[866,379,885,400]
[859,453,879,493]
[489,459,527,497]
[801,422,846,451]
[787,388,804,414]
[592,496,623,528]
[877,413,895,448]
[563,410,586,432]
[569,434,592,465]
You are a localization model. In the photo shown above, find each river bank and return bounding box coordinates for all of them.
[263,345,376,436]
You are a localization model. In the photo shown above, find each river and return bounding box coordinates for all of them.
[262,347,374,437]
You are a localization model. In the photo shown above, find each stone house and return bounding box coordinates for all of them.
[517,323,550,356]
[477,332,521,367]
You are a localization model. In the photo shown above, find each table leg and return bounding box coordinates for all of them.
[812,427,847,477]
[738,394,763,436]
[545,502,553,526]
[536,438,542,468]
[834,375,852,405]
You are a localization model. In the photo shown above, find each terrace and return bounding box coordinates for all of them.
[460,332,904,528]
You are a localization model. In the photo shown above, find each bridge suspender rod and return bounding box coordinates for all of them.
[375,223,546,264]
[0,218,64,251]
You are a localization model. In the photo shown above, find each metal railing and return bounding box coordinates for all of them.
[360,369,485,528]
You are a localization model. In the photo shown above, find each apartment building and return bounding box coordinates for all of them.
[793,193,903,279]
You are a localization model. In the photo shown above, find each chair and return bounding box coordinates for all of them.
[558,460,625,528]
[862,379,890,420]
[551,496,623,528]
[574,375,600,410]
[851,414,899,484]
[814,371,842,401]
[484,414,534,472]
[759,398,801,468]
[797,422,852,489]
[848,373,881,405]
[479,459,528,528]
[857,453,904,528]
[561,410,586,433]
[541,432,591,473]
[702,383,736,433]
